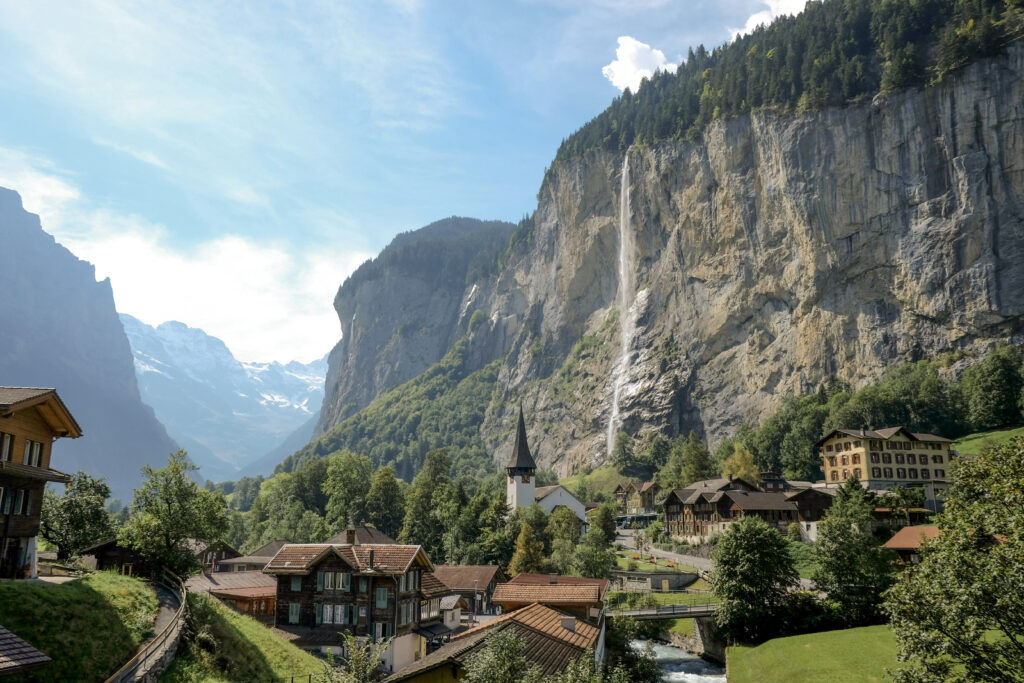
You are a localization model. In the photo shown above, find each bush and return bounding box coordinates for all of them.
[787,522,804,541]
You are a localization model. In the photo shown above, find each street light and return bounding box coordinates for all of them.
[474,579,479,624]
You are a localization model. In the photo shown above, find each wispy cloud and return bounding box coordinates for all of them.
[602,36,678,93]
[92,138,169,170]
[0,147,370,363]
[729,0,809,40]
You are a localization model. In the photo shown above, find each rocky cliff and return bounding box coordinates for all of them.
[0,188,178,499]
[317,44,1024,478]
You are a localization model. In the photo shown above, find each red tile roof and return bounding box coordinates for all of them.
[185,571,278,594]
[492,583,601,606]
[883,525,941,550]
[0,625,50,676]
[421,572,452,598]
[507,573,609,599]
[263,543,431,574]
[455,602,599,649]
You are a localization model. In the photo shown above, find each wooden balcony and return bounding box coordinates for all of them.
[0,460,70,483]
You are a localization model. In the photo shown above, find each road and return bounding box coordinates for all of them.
[617,528,815,590]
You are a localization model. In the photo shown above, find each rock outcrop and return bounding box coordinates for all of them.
[0,188,178,499]
[318,44,1024,478]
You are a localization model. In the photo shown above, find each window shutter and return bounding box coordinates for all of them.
[315,602,323,624]
[317,571,324,591]
[291,576,301,592]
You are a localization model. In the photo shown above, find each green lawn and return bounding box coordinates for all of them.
[162,593,324,682]
[727,625,898,683]
[615,551,699,575]
[953,425,1024,455]
[0,572,159,681]
[559,464,627,499]
[666,618,694,636]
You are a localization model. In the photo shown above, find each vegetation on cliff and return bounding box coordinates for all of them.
[548,0,1024,174]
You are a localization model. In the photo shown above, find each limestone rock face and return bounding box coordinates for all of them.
[319,45,1024,477]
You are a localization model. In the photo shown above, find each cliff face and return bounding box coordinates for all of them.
[0,188,178,499]
[318,44,1024,477]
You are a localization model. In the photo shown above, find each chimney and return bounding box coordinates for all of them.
[346,517,357,545]
[561,616,576,633]
[368,548,375,570]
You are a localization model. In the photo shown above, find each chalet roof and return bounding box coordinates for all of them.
[638,481,660,493]
[421,572,452,599]
[185,571,278,594]
[615,482,636,494]
[218,540,289,566]
[722,490,799,512]
[0,624,50,676]
[507,573,609,599]
[188,539,239,558]
[492,583,601,606]
[505,407,537,471]
[324,525,397,545]
[209,586,277,599]
[431,565,506,591]
[263,543,432,575]
[385,603,598,682]
[815,427,953,447]
[0,387,82,438]
[439,594,466,611]
[883,525,941,551]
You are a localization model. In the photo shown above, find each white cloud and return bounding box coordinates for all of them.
[601,36,678,93]
[92,138,169,171]
[730,0,809,40]
[0,148,370,363]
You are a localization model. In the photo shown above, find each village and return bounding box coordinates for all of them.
[0,385,963,681]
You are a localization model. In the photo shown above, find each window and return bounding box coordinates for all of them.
[932,455,943,464]
[854,468,861,479]
[884,468,893,478]
[830,471,838,481]
[921,469,930,479]
[828,456,836,468]
[896,468,906,479]
[853,440,862,448]
[324,571,335,590]
[852,454,861,464]
[841,455,849,466]
[936,469,945,478]
[844,442,851,450]
[908,468,918,479]
[340,572,350,590]
[0,433,12,461]
[23,440,42,467]
[291,576,302,592]
[825,444,833,452]
[399,574,406,592]
[13,490,25,515]
[907,454,916,464]
[895,454,905,464]
[882,453,892,464]
[289,602,300,624]
[870,453,880,463]
[842,469,849,480]
[375,586,388,609]
[871,467,881,478]
[0,489,12,515]
[360,578,368,593]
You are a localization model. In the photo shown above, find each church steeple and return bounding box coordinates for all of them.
[505,406,537,473]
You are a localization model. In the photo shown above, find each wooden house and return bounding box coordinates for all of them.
[430,565,507,615]
[493,575,606,622]
[626,481,661,514]
[662,476,759,539]
[0,388,81,579]
[263,542,445,675]
[217,539,289,572]
[883,525,941,565]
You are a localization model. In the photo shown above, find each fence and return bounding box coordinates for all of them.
[105,569,187,683]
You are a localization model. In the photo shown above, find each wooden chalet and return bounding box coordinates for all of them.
[662,477,804,542]
[263,542,447,674]
[626,481,661,514]
[662,476,759,538]
[430,564,507,615]
[384,603,603,683]
[613,482,635,506]
[217,539,289,572]
[493,574,607,622]
[186,570,279,621]
[0,388,81,579]
[82,537,239,577]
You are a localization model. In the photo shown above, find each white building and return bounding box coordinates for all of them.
[505,409,586,524]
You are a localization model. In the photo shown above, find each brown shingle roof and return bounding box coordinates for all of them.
[386,603,597,682]
[324,526,397,545]
[507,573,609,599]
[0,387,82,438]
[431,565,506,591]
[0,625,50,675]
[492,583,600,606]
[185,571,278,594]
[723,490,799,512]
[534,485,559,500]
[639,481,660,493]
[219,540,289,566]
[816,427,953,447]
[883,525,941,550]
[209,586,278,599]
[263,543,431,574]
[421,572,451,598]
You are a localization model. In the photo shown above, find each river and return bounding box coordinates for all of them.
[631,639,726,682]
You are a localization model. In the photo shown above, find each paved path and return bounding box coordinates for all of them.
[150,585,180,637]
[618,529,816,590]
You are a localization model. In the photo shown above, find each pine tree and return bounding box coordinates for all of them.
[365,466,404,538]
[508,523,545,575]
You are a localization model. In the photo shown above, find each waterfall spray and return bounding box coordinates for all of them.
[606,151,636,456]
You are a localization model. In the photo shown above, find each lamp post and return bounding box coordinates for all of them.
[474,579,479,624]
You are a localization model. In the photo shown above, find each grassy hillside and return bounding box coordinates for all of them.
[560,464,628,499]
[161,594,323,682]
[727,625,898,683]
[953,425,1024,454]
[0,572,159,681]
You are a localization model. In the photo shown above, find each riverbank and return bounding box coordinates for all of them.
[633,638,725,682]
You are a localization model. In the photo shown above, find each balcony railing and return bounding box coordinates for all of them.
[0,460,70,483]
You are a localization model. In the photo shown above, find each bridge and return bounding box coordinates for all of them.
[607,601,720,620]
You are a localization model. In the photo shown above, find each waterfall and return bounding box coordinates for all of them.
[606,152,636,456]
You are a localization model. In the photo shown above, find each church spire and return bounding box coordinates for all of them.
[505,405,537,472]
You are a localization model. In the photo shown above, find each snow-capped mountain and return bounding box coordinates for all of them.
[120,314,327,481]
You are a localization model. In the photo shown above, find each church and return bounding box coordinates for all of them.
[505,408,587,523]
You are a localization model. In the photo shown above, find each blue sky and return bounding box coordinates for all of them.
[0,0,805,362]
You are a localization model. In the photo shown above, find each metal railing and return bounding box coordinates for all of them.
[608,600,720,620]
[105,569,187,682]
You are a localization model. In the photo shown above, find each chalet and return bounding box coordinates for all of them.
[0,387,81,579]
[384,603,603,683]
[186,570,279,621]
[83,537,239,576]
[217,539,289,572]
[191,539,241,572]
[883,525,941,565]
[505,408,586,523]
[431,564,508,615]
[493,574,607,623]
[815,427,954,511]
[662,476,759,539]
[613,482,635,506]
[626,481,661,514]
[784,487,838,541]
[263,542,444,674]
